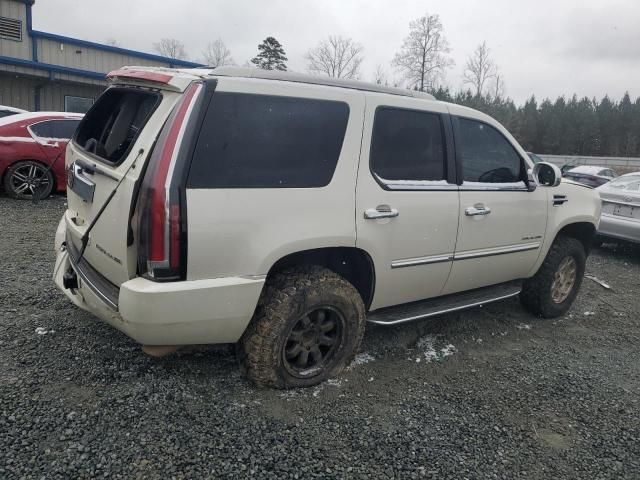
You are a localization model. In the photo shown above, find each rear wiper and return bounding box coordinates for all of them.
[75,148,144,264]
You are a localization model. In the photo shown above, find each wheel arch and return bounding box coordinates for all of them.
[555,221,597,254]
[265,247,376,310]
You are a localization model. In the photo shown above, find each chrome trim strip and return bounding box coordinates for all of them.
[391,253,453,269]
[367,289,522,325]
[385,183,459,191]
[459,183,528,192]
[453,242,541,261]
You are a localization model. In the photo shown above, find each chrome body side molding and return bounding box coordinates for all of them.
[391,242,541,269]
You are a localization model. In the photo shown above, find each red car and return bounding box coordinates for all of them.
[0,112,83,199]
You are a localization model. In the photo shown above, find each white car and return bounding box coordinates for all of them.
[563,165,617,188]
[0,104,27,118]
[53,66,601,388]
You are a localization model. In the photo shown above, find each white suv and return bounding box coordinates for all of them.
[54,67,600,388]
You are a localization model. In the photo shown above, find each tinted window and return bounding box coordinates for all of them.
[188,93,349,188]
[30,121,54,138]
[50,120,80,139]
[0,110,18,118]
[75,88,159,165]
[370,108,446,182]
[457,118,522,183]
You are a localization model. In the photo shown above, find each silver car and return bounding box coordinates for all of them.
[597,172,640,244]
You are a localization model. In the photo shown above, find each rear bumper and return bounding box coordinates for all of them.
[53,246,265,345]
[598,213,640,244]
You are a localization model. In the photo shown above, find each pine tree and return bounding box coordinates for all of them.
[516,96,539,151]
[251,37,288,71]
[619,92,636,156]
[596,96,617,155]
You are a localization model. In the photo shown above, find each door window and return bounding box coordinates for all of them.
[370,107,446,183]
[456,118,523,184]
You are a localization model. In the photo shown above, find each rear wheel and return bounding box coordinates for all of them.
[520,235,586,318]
[238,265,366,389]
[3,161,54,200]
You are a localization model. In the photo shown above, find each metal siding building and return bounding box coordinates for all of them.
[0,0,202,112]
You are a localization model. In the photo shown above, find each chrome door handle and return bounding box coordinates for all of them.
[465,205,491,216]
[364,205,399,219]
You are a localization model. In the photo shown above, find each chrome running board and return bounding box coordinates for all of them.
[367,280,522,326]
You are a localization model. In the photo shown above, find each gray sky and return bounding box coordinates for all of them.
[35,0,639,104]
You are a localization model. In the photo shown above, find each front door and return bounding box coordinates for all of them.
[442,115,548,295]
[356,96,459,310]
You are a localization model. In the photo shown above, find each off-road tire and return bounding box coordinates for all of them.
[520,235,586,318]
[238,265,366,389]
[3,160,54,200]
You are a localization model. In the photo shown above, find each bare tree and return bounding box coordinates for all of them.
[202,38,234,68]
[373,64,389,85]
[392,14,454,92]
[153,38,188,60]
[491,72,506,100]
[305,36,364,79]
[462,41,498,96]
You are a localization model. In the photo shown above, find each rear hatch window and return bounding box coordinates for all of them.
[74,88,160,165]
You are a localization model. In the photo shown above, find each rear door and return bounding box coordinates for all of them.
[355,95,459,310]
[64,80,191,286]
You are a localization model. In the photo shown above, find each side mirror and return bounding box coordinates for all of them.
[532,162,562,187]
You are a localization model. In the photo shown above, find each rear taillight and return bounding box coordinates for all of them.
[136,82,202,281]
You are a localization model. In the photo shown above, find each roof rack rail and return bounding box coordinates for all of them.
[209,66,435,100]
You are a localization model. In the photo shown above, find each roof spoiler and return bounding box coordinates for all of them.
[106,67,198,92]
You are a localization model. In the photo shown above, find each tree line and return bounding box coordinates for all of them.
[148,12,639,158]
[430,89,640,158]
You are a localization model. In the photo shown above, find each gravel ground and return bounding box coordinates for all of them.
[1,196,639,479]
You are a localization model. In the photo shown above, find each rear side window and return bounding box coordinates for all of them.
[74,88,160,165]
[50,119,80,139]
[29,121,54,138]
[457,118,523,183]
[370,107,446,182]
[187,92,349,188]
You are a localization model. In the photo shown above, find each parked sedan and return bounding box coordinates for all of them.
[0,112,83,199]
[596,173,640,244]
[563,165,617,187]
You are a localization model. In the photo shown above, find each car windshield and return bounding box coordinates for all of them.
[607,174,640,191]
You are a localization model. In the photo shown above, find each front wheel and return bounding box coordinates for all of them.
[238,265,366,389]
[3,160,54,200]
[520,235,586,318]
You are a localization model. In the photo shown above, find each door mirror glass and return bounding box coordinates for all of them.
[532,162,562,187]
